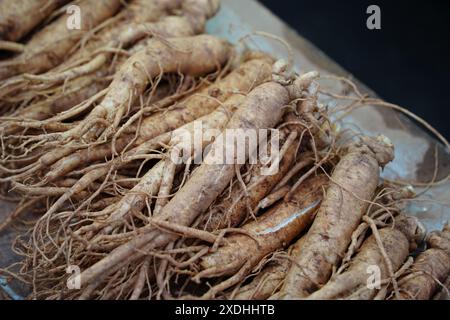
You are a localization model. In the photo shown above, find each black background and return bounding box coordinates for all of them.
[259,0,450,139]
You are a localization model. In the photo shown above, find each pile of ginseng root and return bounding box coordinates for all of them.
[0,0,449,300]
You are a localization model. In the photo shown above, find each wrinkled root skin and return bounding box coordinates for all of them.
[0,0,68,42]
[396,248,450,300]
[308,227,411,300]
[396,227,450,300]
[0,0,122,80]
[200,175,327,277]
[280,136,394,299]
[233,260,290,300]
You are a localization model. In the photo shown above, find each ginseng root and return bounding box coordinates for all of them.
[74,67,319,293]
[195,174,327,299]
[0,0,122,80]
[0,0,68,42]
[307,215,425,300]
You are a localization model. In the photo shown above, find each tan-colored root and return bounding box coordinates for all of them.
[323,75,450,187]
[395,248,450,300]
[41,137,133,184]
[336,185,420,275]
[43,94,245,237]
[21,94,250,298]
[0,0,122,80]
[28,0,219,86]
[202,122,313,231]
[134,56,273,144]
[433,275,450,300]
[280,135,395,299]
[232,257,290,300]
[426,225,450,256]
[3,55,272,185]
[153,158,178,216]
[75,69,313,290]
[20,67,317,298]
[0,81,177,185]
[0,197,41,233]
[129,259,150,300]
[394,226,450,300]
[51,0,184,71]
[201,76,323,231]
[25,34,231,153]
[201,139,299,230]
[0,40,25,52]
[36,134,170,218]
[0,0,68,41]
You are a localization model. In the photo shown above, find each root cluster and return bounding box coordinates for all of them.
[0,0,448,301]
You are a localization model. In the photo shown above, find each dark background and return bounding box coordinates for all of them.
[259,0,450,139]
